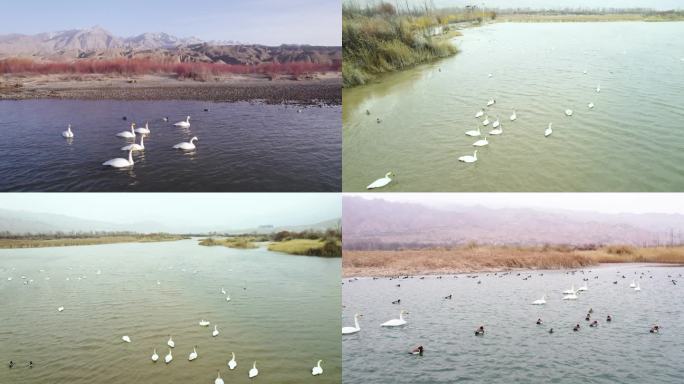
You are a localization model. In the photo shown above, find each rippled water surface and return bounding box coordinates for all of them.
[0,100,341,191]
[343,264,684,383]
[343,22,684,191]
[0,240,341,384]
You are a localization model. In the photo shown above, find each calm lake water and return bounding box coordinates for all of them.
[0,240,341,384]
[342,264,684,383]
[343,22,684,191]
[0,100,341,191]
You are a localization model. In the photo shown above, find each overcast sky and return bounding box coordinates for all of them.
[0,0,342,45]
[354,0,681,10]
[346,193,684,215]
[0,193,341,230]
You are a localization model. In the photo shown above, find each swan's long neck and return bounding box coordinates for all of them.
[191,137,197,143]
[354,315,360,329]
[317,360,322,368]
[67,125,72,132]
[399,312,404,321]
[186,116,190,123]
[253,361,257,369]
[232,352,235,359]
[128,150,133,164]
[140,135,144,146]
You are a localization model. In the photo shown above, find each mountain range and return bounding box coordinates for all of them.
[0,26,341,65]
[343,197,684,249]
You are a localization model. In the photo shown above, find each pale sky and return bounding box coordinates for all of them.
[0,193,341,230]
[0,0,342,46]
[346,193,684,215]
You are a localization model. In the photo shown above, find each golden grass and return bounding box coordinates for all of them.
[268,239,325,255]
[0,234,186,249]
[198,237,258,249]
[343,245,684,277]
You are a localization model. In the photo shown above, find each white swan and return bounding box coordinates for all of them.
[482,116,490,126]
[588,102,594,109]
[381,310,408,327]
[151,349,159,362]
[492,118,500,128]
[199,319,210,326]
[577,283,588,292]
[563,284,576,295]
[103,149,134,168]
[249,361,259,378]
[629,280,636,288]
[458,150,478,163]
[367,172,394,190]
[116,123,136,138]
[532,295,546,305]
[174,116,191,128]
[342,314,361,335]
[489,125,503,135]
[122,335,131,343]
[134,122,150,134]
[57,306,64,312]
[312,360,323,376]
[544,123,553,137]
[228,352,237,370]
[226,295,231,302]
[188,346,198,361]
[465,127,481,137]
[173,137,198,150]
[510,110,517,121]
[473,136,488,147]
[634,282,641,291]
[165,349,173,364]
[596,83,601,93]
[565,109,573,116]
[62,124,74,138]
[475,109,484,118]
[487,98,496,106]
[221,287,226,295]
[121,135,144,151]
[215,371,224,384]
[167,336,175,348]
[562,292,578,300]
[213,325,219,337]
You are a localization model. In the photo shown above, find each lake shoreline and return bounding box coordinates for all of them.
[0,75,342,105]
[0,235,187,249]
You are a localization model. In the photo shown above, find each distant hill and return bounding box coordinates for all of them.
[224,218,341,235]
[0,26,341,65]
[343,197,684,249]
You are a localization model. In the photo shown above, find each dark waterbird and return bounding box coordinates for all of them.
[410,346,424,355]
[392,299,401,305]
[475,326,485,336]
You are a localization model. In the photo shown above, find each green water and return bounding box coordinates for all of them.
[343,22,684,191]
[0,240,340,383]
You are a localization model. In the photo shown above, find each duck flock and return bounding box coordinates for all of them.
[60,115,199,169]
[4,264,328,381]
[343,268,680,355]
[365,69,603,190]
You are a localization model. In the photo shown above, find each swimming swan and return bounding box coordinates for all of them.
[563,284,576,295]
[165,349,173,364]
[199,319,210,326]
[487,98,496,106]
[167,336,175,348]
[489,125,503,135]
[367,172,394,190]
[458,150,478,163]
[173,137,198,150]
[565,109,573,116]
[174,116,191,128]
[342,313,362,335]
[475,109,484,118]
[121,135,144,151]
[588,102,594,109]
[473,137,489,147]
[122,336,131,343]
[482,116,490,126]
[62,124,74,138]
[188,346,198,361]
[510,110,517,121]
[213,325,219,337]
[465,127,481,137]
[249,361,258,378]
[117,123,136,138]
[545,123,553,137]
[103,149,134,168]
[381,310,408,327]
[312,360,323,376]
[228,352,237,370]
[532,295,546,305]
[492,118,500,128]
[215,370,225,384]
[151,349,159,362]
[134,122,151,134]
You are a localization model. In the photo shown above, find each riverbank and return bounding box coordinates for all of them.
[343,245,684,277]
[0,73,342,105]
[0,234,187,249]
[197,237,261,249]
[497,11,684,23]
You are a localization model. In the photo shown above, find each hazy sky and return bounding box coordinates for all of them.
[346,193,684,215]
[0,0,342,45]
[0,193,341,229]
[354,0,681,10]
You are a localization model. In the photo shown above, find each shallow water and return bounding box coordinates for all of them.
[0,240,341,383]
[0,100,341,191]
[342,264,684,383]
[343,22,684,191]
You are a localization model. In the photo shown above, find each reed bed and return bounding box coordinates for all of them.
[0,234,185,249]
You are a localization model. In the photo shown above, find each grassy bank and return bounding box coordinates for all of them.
[0,234,186,249]
[198,237,261,249]
[343,245,684,277]
[497,11,684,23]
[342,2,485,87]
[268,239,341,257]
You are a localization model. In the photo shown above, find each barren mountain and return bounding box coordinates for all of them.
[343,197,684,249]
[0,26,341,65]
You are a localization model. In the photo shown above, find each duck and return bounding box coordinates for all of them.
[151,349,159,362]
[174,116,191,128]
[103,149,134,168]
[173,137,198,151]
[473,136,489,147]
[62,124,74,138]
[165,349,173,364]
[573,324,580,331]
[590,320,598,327]
[410,346,424,355]
[188,346,198,361]
[342,313,362,334]
[366,172,394,190]
[116,123,137,138]
[381,310,408,327]
[376,117,382,123]
[465,127,481,137]
[548,328,554,334]
[536,318,543,325]
[444,294,452,300]
[228,352,237,370]
[249,361,259,378]
[121,135,144,151]
[391,299,401,304]
[458,150,478,163]
[650,325,660,333]
[312,360,323,376]
[474,325,485,336]
[544,123,553,137]
[607,315,612,322]
[134,122,151,134]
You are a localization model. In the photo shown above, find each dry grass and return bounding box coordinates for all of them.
[343,245,684,277]
[0,234,185,249]
[198,237,258,249]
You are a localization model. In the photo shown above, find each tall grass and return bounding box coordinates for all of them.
[0,58,340,80]
[198,237,258,249]
[0,234,185,249]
